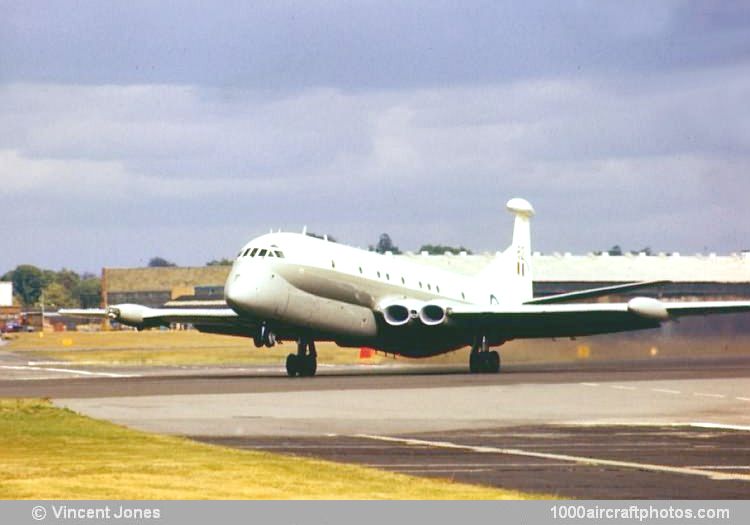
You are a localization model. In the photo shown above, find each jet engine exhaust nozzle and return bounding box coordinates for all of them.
[419,304,447,326]
[383,304,412,326]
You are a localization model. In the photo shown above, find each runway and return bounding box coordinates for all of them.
[2,350,750,498]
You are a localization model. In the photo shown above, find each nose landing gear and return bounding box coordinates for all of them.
[286,337,317,377]
[469,335,501,374]
[253,323,276,348]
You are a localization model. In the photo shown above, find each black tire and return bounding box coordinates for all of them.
[307,356,317,376]
[488,351,500,373]
[263,331,276,348]
[253,335,264,348]
[469,353,479,374]
[286,354,298,377]
[299,355,317,377]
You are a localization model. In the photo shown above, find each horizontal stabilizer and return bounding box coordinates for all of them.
[524,280,671,305]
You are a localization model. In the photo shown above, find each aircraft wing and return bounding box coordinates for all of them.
[59,304,248,336]
[446,298,750,339]
[524,280,671,305]
[58,308,108,318]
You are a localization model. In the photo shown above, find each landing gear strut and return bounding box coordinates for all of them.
[253,323,276,348]
[286,337,317,377]
[469,335,501,374]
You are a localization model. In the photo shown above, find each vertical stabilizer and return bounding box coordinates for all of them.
[478,198,535,303]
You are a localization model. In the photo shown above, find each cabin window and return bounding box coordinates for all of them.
[331,260,336,268]
[386,273,390,280]
[377,271,381,278]
[258,249,267,257]
[436,285,440,293]
[401,277,405,284]
[427,284,432,291]
[419,281,423,288]
[461,292,466,300]
[358,267,363,274]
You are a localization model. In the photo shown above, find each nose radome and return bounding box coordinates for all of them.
[224,272,248,310]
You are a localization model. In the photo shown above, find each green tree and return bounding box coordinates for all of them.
[73,277,102,308]
[55,268,81,291]
[8,265,44,306]
[418,244,473,255]
[370,233,401,254]
[41,269,56,288]
[148,257,177,267]
[206,258,233,266]
[42,282,76,308]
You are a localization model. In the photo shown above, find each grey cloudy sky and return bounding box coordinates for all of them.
[2,1,749,272]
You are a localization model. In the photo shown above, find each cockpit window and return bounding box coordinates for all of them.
[242,247,283,259]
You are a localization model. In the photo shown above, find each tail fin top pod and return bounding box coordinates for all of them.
[479,198,535,304]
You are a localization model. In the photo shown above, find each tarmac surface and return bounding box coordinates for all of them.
[2,348,750,498]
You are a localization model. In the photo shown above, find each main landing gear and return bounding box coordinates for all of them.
[469,335,501,374]
[253,323,276,348]
[286,337,317,377]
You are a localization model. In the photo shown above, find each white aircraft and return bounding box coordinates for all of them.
[63,198,750,377]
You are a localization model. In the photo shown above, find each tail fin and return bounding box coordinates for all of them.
[478,198,535,303]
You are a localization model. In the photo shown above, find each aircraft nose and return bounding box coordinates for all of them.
[224,272,249,310]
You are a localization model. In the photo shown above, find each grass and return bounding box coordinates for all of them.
[6,329,749,368]
[0,399,541,500]
[5,331,388,367]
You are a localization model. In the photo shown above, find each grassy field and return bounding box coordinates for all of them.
[5,328,749,368]
[4,331,388,366]
[0,399,541,500]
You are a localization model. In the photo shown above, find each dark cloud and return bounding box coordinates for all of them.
[1,1,749,272]
[3,1,750,89]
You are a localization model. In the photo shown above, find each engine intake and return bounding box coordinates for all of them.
[107,304,149,326]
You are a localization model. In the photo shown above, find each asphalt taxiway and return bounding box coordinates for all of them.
[2,349,750,498]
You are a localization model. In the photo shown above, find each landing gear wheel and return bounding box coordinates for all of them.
[488,350,500,373]
[286,354,299,377]
[255,324,277,348]
[298,355,317,377]
[288,337,317,377]
[469,336,501,374]
[469,352,480,373]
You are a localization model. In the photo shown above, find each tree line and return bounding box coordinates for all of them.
[1,266,101,308]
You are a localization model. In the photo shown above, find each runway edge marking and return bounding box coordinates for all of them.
[0,365,134,378]
[354,434,750,482]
